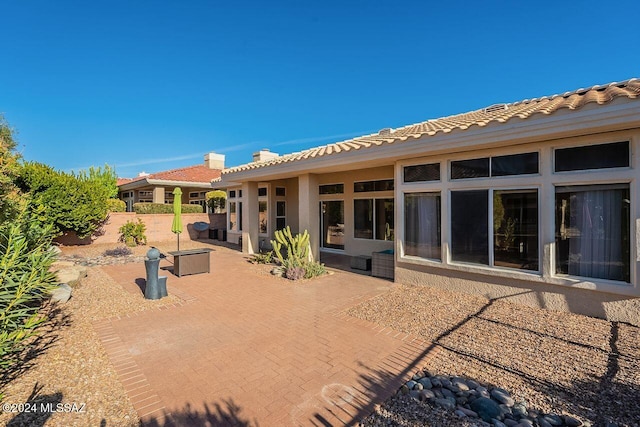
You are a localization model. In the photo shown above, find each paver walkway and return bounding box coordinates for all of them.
[95,248,437,426]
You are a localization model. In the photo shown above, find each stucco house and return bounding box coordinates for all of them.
[216,78,640,324]
[117,152,225,212]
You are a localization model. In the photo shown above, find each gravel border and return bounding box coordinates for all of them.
[351,284,640,427]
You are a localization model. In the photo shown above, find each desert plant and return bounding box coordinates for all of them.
[250,251,273,264]
[106,198,126,212]
[103,246,133,257]
[118,219,147,247]
[285,266,306,280]
[0,220,57,375]
[270,226,310,268]
[303,261,327,279]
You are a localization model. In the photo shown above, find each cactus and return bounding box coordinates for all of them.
[271,226,310,268]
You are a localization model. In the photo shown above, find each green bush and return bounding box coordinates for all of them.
[106,199,126,212]
[17,162,111,239]
[0,220,57,375]
[250,251,273,264]
[303,261,327,279]
[206,190,226,213]
[118,219,147,247]
[133,203,203,214]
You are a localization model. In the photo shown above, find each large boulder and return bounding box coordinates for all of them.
[55,266,88,287]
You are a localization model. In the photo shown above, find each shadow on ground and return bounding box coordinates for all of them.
[316,293,640,426]
[6,382,63,427]
[141,399,257,427]
[1,303,71,390]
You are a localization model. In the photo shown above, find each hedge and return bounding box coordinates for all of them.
[133,203,203,214]
[106,199,126,212]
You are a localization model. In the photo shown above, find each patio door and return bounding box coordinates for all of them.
[320,201,344,250]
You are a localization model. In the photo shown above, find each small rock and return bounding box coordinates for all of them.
[435,398,456,411]
[399,384,409,395]
[412,371,424,381]
[518,419,534,427]
[455,409,467,418]
[466,379,480,389]
[50,283,72,303]
[453,378,470,391]
[457,406,478,417]
[430,377,442,388]
[491,388,515,407]
[406,380,417,390]
[413,382,423,391]
[418,377,432,389]
[537,417,553,427]
[470,397,502,423]
[504,419,520,427]
[433,389,443,399]
[492,420,507,427]
[419,389,435,401]
[512,403,527,418]
[441,378,453,389]
[563,415,582,427]
[498,404,512,417]
[408,390,421,401]
[543,414,564,426]
[441,388,456,399]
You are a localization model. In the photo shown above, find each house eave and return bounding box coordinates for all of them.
[223,99,640,182]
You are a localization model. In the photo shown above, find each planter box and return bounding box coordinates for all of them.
[168,248,212,277]
[372,250,394,280]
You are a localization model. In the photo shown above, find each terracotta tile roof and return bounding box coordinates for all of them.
[119,165,222,186]
[223,78,640,174]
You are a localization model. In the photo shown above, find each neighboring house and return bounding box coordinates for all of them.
[216,78,640,324]
[118,152,225,212]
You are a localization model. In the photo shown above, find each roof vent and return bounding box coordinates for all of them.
[378,128,393,136]
[483,104,508,113]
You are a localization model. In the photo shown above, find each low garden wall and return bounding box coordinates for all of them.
[55,212,226,246]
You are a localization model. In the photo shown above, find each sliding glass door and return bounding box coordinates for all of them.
[320,201,344,250]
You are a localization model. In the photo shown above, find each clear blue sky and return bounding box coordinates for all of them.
[1,0,638,178]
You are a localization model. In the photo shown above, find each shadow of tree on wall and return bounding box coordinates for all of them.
[7,382,63,427]
[141,399,258,427]
[313,291,640,426]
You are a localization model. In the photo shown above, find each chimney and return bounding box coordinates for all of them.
[204,152,225,169]
[252,149,279,163]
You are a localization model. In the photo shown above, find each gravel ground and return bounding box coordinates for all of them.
[0,240,221,427]
[3,241,638,426]
[350,284,640,427]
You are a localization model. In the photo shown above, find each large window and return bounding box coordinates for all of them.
[555,184,630,282]
[229,202,237,231]
[321,201,344,250]
[451,189,539,270]
[404,193,441,260]
[494,190,538,271]
[451,190,489,264]
[354,199,394,240]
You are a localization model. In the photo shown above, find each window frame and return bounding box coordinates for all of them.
[353,197,394,241]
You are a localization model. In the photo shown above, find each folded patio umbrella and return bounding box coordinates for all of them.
[172,187,183,251]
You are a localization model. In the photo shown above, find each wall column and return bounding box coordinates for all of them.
[242,181,259,254]
[152,187,165,204]
[298,174,320,261]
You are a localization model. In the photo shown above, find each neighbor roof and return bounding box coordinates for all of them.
[118,164,222,188]
[223,78,640,174]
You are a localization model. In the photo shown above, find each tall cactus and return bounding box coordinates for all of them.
[271,226,310,268]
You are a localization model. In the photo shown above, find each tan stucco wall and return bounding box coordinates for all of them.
[396,262,640,326]
[55,212,225,245]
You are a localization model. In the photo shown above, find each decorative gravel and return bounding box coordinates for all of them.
[350,284,640,427]
[0,241,213,427]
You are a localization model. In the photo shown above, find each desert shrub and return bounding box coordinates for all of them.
[0,220,57,375]
[17,162,111,238]
[303,261,327,279]
[285,266,306,280]
[133,203,203,214]
[103,246,133,257]
[118,219,147,247]
[271,226,309,268]
[106,199,126,212]
[250,251,273,264]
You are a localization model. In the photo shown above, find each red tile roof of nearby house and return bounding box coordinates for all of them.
[118,165,222,186]
[223,78,640,174]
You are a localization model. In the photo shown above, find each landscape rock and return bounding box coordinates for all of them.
[50,283,72,303]
[491,388,515,406]
[470,397,501,422]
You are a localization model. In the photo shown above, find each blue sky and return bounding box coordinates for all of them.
[1,0,638,178]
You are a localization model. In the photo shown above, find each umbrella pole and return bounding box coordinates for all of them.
[177,233,180,252]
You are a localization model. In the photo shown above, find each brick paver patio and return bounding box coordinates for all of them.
[94,248,437,426]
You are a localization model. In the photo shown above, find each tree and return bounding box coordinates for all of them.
[74,164,118,199]
[206,190,227,213]
[0,115,23,224]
